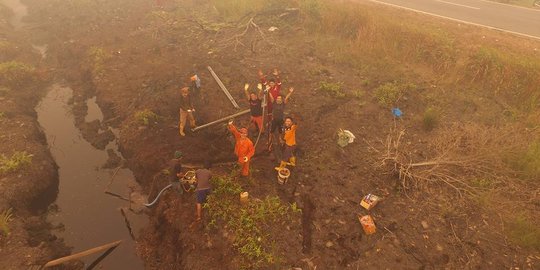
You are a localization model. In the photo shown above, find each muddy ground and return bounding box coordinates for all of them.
[1,0,539,269]
[0,7,75,270]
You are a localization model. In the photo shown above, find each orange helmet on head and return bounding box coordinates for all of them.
[181,87,189,95]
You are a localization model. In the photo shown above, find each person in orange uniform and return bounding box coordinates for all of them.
[275,116,297,170]
[228,120,255,177]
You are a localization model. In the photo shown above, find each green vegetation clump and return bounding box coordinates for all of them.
[0,61,35,87]
[0,151,33,174]
[209,0,289,20]
[318,81,345,98]
[0,208,13,236]
[509,214,540,250]
[134,109,159,126]
[0,112,5,121]
[422,107,439,131]
[513,141,540,180]
[87,46,110,78]
[205,176,300,269]
[375,82,402,107]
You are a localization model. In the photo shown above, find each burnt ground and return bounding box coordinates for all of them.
[2,0,539,269]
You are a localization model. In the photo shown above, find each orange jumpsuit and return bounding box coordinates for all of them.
[228,124,255,176]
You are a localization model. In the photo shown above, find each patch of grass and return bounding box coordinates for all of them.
[467,47,540,111]
[512,141,540,180]
[0,112,5,121]
[0,208,13,236]
[134,109,159,126]
[470,178,493,189]
[87,46,110,78]
[0,61,35,87]
[374,82,402,107]
[0,151,33,175]
[0,86,9,95]
[205,176,300,269]
[509,214,540,250]
[422,107,439,131]
[317,81,345,98]
[209,0,290,21]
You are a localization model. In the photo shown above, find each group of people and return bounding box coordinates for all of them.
[173,68,298,221]
[231,68,297,176]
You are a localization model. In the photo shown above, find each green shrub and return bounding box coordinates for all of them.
[87,46,110,78]
[0,208,13,236]
[0,112,5,121]
[318,81,345,98]
[205,176,299,269]
[0,61,35,87]
[422,107,439,131]
[0,151,33,174]
[374,82,402,107]
[509,214,540,250]
[134,109,159,126]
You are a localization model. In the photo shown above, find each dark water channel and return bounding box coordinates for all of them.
[36,85,146,269]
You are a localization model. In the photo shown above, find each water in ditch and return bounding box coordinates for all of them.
[36,84,146,269]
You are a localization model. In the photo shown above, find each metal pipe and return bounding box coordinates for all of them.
[207,66,240,109]
[191,109,250,132]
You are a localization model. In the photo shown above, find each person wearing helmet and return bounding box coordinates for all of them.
[228,120,255,177]
[178,87,196,136]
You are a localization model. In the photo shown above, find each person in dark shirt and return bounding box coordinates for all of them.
[179,87,196,137]
[268,87,294,151]
[194,160,212,221]
[243,83,264,133]
[168,151,183,194]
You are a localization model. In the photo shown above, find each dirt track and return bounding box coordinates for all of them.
[1,0,539,269]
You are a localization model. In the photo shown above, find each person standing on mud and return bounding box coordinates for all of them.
[178,87,196,137]
[228,120,255,177]
[168,150,184,193]
[195,160,212,221]
[258,68,282,122]
[268,87,294,151]
[275,117,297,171]
[244,83,264,134]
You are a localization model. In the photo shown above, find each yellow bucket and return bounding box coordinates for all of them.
[277,168,290,185]
[240,192,249,204]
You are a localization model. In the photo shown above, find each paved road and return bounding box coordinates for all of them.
[366,0,540,40]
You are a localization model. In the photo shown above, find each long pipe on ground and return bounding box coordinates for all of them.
[191,109,250,132]
[207,66,240,109]
[43,240,122,268]
[144,184,173,207]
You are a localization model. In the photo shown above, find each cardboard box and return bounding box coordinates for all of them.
[360,194,380,210]
[358,215,376,235]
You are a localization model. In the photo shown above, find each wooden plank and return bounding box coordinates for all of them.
[43,240,122,268]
